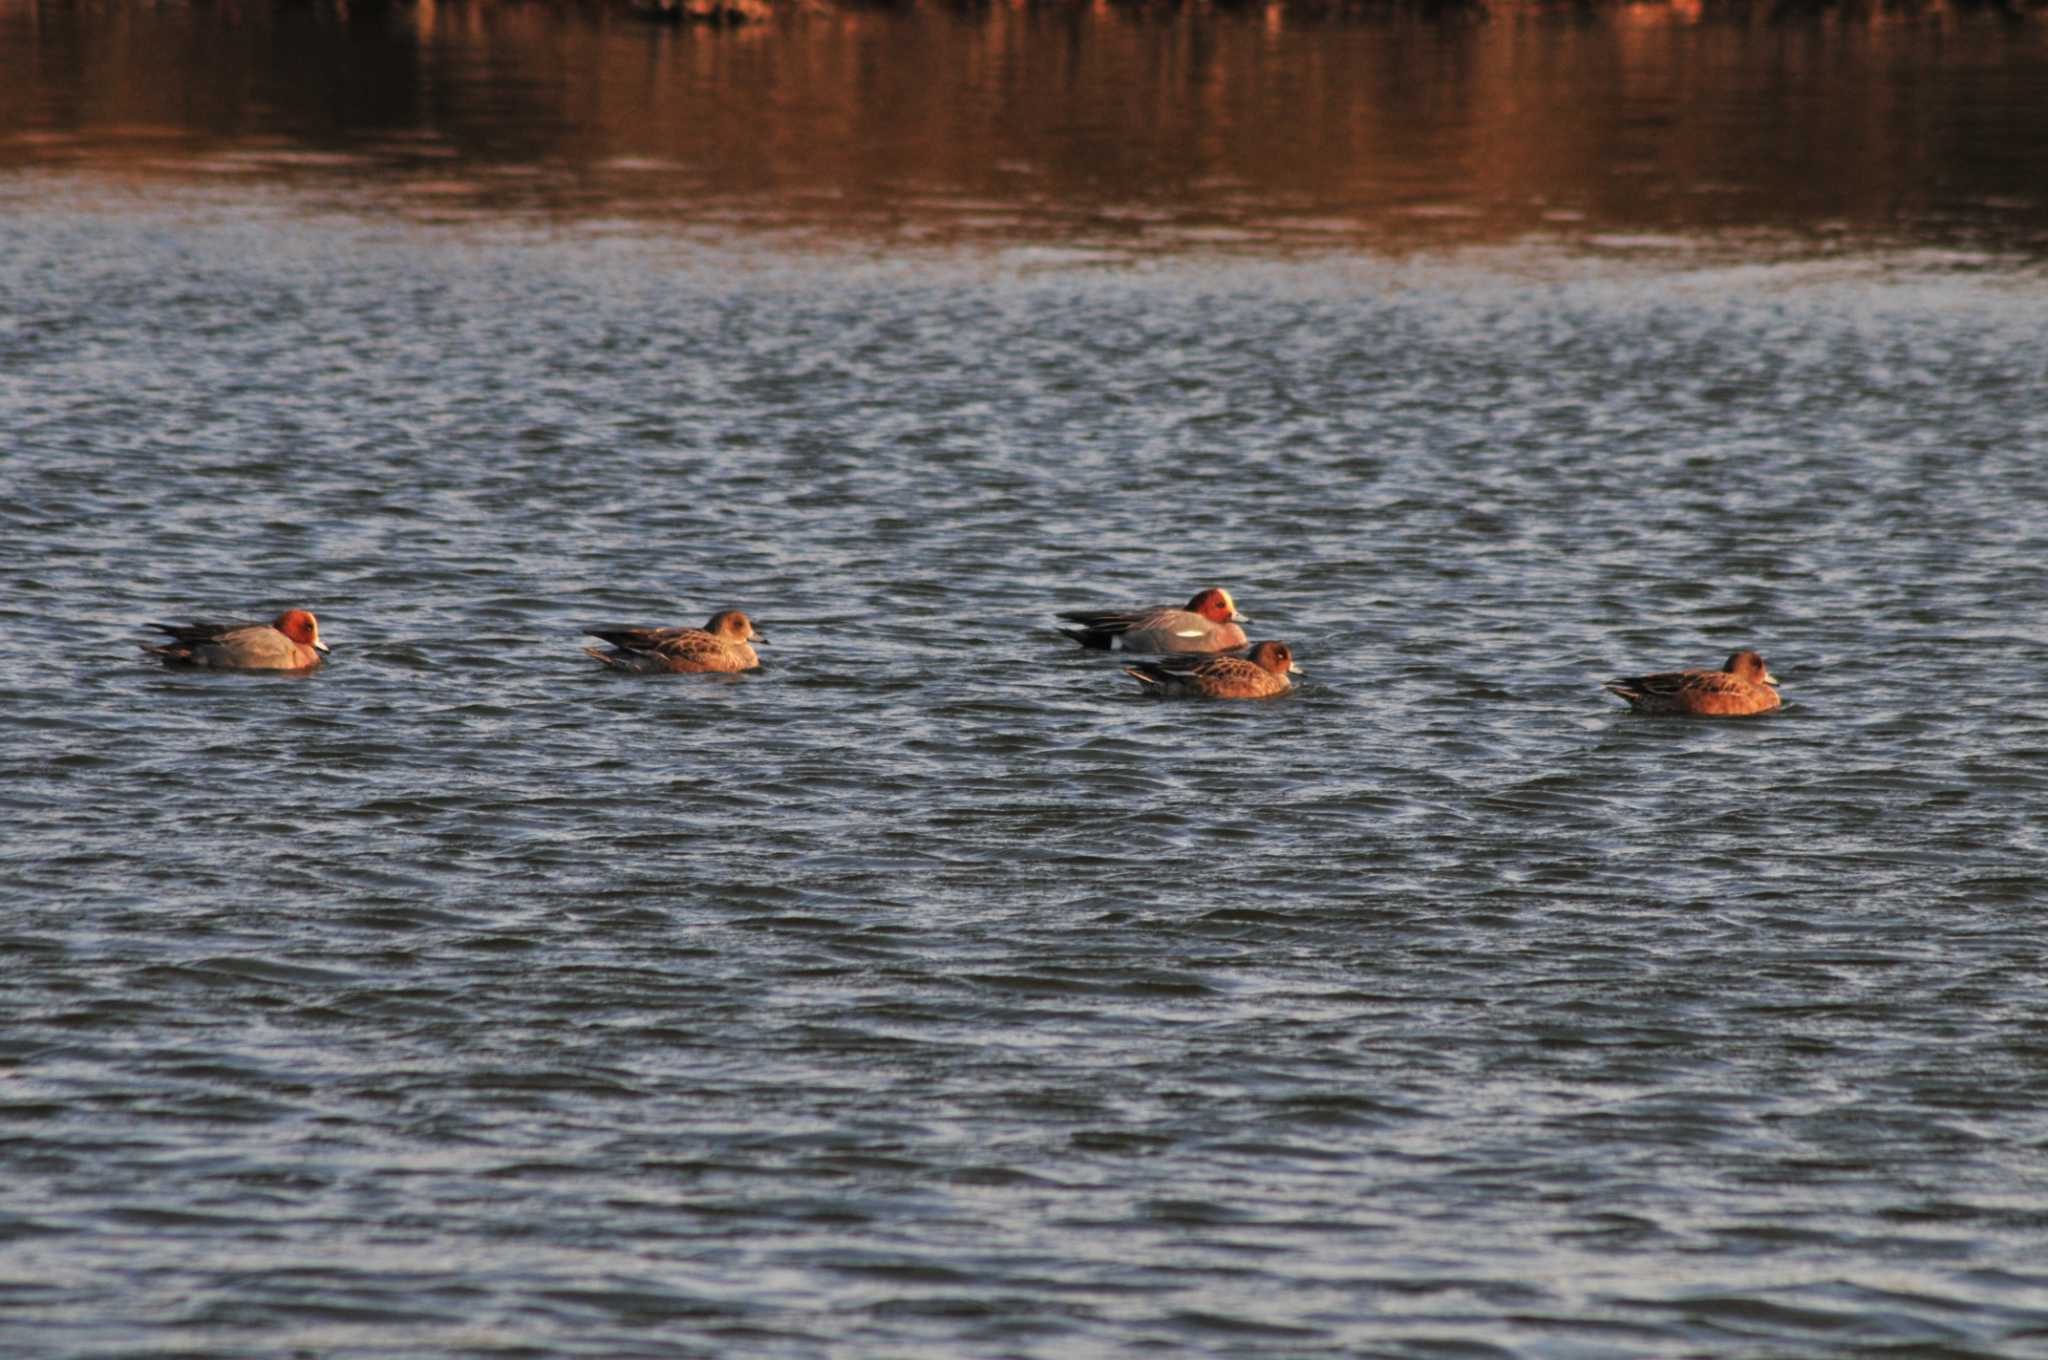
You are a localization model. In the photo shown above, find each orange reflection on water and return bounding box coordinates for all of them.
[1,0,2044,253]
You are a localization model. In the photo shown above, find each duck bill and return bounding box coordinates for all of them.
[314,641,333,654]
[1763,670,1779,686]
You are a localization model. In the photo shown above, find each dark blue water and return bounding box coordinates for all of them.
[5,5,2048,1357]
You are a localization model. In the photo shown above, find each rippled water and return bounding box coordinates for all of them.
[7,4,2048,1357]
[7,198,2048,1358]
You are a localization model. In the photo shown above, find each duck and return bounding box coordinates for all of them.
[1125,639,1299,699]
[141,609,330,670]
[584,609,764,674]
[1057,586,1249,654]
[1603,650,1782,716]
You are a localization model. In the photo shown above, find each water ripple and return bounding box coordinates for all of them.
[2,203,2047,1358]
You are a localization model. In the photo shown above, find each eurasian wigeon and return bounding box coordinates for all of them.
[1125,639,1299,699]
[584,609,764,674]
[1603,650,1782,716]
[1057,586,1249,654]
[141,609,331,671]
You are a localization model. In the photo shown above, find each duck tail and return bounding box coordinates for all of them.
[1058,626,1114,650]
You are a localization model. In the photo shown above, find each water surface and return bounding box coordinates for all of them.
[4,5,2048,1358]
[5,0,2048,252]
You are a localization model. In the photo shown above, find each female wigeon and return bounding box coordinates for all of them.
[1603,650,1782,716]
[1125,639,1299,699]
[1057,586,1249,654]
[141,609,331,670]
[584,609,764,674]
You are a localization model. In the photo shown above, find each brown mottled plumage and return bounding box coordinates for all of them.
[1058,586,1249,654]
[1125,639,1299,699]
[584,610,764,674]
[142,609,331,670]
[1604,650,1782,716]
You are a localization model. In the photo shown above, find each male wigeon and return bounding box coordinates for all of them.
[141,609,331,670]
[1057,586,1249,654]
[1125,639,1299,699]
[584,609,764,674]
[1603,650,1782,716]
